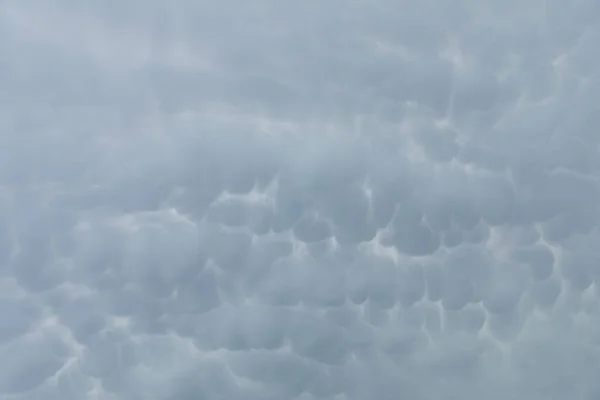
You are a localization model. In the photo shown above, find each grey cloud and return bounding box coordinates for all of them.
[2,0,600,399]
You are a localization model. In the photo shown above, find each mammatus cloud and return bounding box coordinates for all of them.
[1,1,600,399]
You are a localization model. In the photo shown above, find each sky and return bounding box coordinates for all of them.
[1,0,600,399]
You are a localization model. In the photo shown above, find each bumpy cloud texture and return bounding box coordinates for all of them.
[1,1,600,399]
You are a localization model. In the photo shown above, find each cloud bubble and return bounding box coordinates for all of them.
[2,0,600,398]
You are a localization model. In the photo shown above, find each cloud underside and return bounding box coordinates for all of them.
[1,1,600,399]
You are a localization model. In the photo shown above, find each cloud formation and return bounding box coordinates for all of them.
[1,1,600,399]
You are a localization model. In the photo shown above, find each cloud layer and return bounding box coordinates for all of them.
[1,1,600,399]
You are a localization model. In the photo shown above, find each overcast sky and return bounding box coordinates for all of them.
[1,1,600,399]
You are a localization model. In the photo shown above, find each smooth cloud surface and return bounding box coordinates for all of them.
[1,1,600,399]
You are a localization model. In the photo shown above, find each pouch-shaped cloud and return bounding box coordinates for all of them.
[1,0,600,399]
